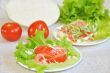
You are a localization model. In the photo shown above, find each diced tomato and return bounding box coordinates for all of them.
[86,32,92,35]
[79,34,88,38]
[79,32,92,38]
[68,33,76,42]
[75,20,87,27]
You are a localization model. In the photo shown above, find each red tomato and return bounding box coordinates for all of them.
[79,32,92,38]
[79,34,88,38]
[86,32,92,35]
[34,46,67,64]
[34,54,47,64]
[1,22,22,41]
[75,20,87,27]
[28,20,49,38]
[68,33,76,43]
[34,46,54,58]
[46,46,67,63]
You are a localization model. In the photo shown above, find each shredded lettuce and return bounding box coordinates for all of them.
[59,0,110,40]
[15,31,80,73]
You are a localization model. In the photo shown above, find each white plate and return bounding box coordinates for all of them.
[17,47,82,72]
[6,0,60,27]
[53,25,109,46]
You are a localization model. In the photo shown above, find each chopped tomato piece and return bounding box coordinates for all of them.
[74,20,87,27]
[79,32,93,38]
[86,32,92,35]
[68,33,76,42]
[79,34,88,38]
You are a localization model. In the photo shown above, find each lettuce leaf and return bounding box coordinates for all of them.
[59,0,104,23]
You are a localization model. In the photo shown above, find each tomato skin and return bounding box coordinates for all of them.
[46,46,67,63]
[34,46,54,58]
[79,32,92,38]
[68,33,76,43]
[34,54,46,64]
[34,46,67,64]
[74,20,87,27]
[86,32,92,35]
[1,22,22,41]
[28,20,49,38]
[79,34,87,38]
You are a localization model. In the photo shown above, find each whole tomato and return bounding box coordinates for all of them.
[1,22,22,41]
[28,20,49,38]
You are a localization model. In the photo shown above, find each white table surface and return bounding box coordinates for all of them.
[0,0,110,73]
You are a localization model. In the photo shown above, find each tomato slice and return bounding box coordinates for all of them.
[34,46,67,64]
[49,46,67,63]
[79,34,88,38]
[34,54,47,64]
[34,46,54,58]
[79,32,92,38]
[86,32,92,35]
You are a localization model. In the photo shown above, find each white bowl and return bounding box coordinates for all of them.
[6,0,60,27]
